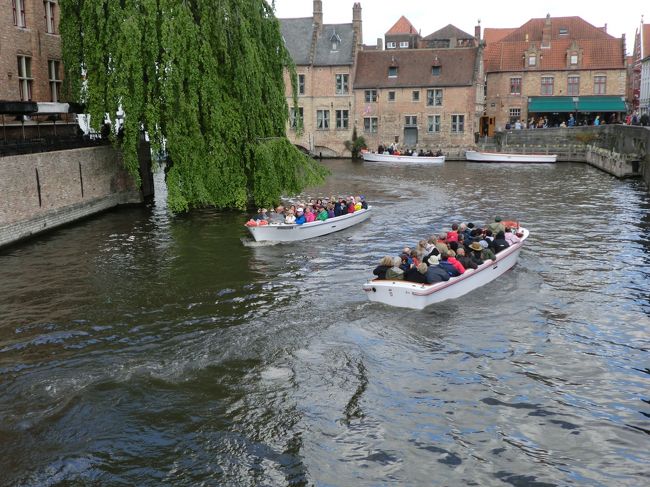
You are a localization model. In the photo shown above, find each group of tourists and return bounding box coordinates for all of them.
[373,217,522,285]
[249,195,368,226]
[376,143,443,157]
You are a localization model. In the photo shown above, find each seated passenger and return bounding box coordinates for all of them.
[268,206,285,224]
[253,208,268,221]
[422,247,440,266]
[373,256,394,280]
[316,206,328,221]
[294,207,306,225]
[285,210,296,224]
[468,242,484,266]
[455,247,477,270]
[354,196,362,211]
[504,227,520,246]
[385,257,405,280]
[492,231,510,254]
[347,197,356,213]
[446,250,466,275]
[326,202,335,219]
[438,251,461,277]
[404,263,428,283]
[425,261,451,284]
[479,240,496,261]
[305,206,316,223]
[360,195,368,209]
[399,253,412,272]
[446,223,459,243]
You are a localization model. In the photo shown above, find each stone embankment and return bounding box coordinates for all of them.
[468,125,649,186]
[0,146,145,249]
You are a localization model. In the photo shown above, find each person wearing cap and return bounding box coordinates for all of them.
[294,207,306,225]
[488,217,505,235]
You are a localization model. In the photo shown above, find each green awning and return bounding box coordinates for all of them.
[577,96,626,112]
[527,97,575,113]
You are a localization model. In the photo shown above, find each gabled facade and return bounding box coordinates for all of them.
[0,0,62,102]
[484,15,627,129]
[423,24,478,49]
[280,1,362,156]
[354,42,484,150]
[384,16,420,50]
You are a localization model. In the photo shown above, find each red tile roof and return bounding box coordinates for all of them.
[484,16,624,72]
[355,48,479,89]
[386,16,418,35]
[483,28,516,45]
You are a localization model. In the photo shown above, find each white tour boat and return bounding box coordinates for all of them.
[246,207,372,242]
[465,151,557,163]
[362,228,529,309]
[362,151,445,164]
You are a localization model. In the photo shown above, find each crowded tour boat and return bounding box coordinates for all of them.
[363,218,528,309]
[362,144,445,164]
[245,195,371,242]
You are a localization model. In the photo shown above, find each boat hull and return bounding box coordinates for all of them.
[465,151,557,163]
[246,207,372,242]
[362,152,445,164]
[363,228,529,309]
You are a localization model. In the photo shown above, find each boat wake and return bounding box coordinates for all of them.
[240,237,280,247]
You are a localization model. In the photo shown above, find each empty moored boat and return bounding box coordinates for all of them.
[465,151,557,163]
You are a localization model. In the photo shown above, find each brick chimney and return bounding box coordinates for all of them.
[377,37,383,50]
[313,0,322,30]
[353,3,363,47]
[475,20,481,42]
[542,13,552,48]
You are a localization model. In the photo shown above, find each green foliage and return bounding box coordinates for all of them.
[59,0,327,212]
[344,126,367,160]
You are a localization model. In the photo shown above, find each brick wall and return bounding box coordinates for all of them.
[0,146,142,248]
[1,0,62,101]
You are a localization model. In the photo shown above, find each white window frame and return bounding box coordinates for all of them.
[509,108,521,124]
[386,41,396,49]
[570,53,578,65]
[335,109,349,129]
[316,110,330,130]
[13,0,26,28]
[335,74,349,94]
[427,88,443,106]
[594,75,607,95]
[541,76,554,96]
[528,55,537,67]
[388,66,398,78]
[289,107,303,130]
[427,115,441,133]
[365,89,377,102]
[18,55,33,101]
[364,117,378,133]
[48,59,61,102]
[399,41,409,48]
[44,0,56,34]
[405,115,417,127]
[451,114,465,133]
[510,77,521,95]
[567,76,580,96]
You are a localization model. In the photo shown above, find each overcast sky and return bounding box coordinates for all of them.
[272,0,645,55]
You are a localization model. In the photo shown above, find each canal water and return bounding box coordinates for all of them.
[0,160,648,486]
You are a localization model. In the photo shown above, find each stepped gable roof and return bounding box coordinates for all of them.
[483,28,516,44]
[423,24,474,41]
[354,48,478,89]
[484,16,624,72]
[386,16,418,35]
[279,18,355,66]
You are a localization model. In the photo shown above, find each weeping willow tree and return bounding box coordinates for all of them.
[59,0,327,212]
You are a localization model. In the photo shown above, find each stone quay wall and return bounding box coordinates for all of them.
[0,146,143,249]
[477,125,650,185]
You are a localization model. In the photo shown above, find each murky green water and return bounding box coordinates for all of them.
[1,160,649,486]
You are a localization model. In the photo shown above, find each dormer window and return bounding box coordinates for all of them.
[559,28,569,36]
[570,53,578,65]
[388,66,398,78]
[432,66,441,76]
[330,32,341,51]
[528,55,537,67]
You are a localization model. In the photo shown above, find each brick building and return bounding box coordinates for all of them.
[484,15,627,130]
[1,0,62,103]
[279,1,362,156]
[632,19,650,116]
[354,34,484,151]
[384,16,420,50]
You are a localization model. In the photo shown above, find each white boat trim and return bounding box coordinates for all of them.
[246,207,372,242]
[362,152,445,164]
[465,150,557,163]
[362,228,529,309]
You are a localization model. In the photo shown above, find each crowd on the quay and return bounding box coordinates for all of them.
[373,217,522,285]
[248,195,368,226]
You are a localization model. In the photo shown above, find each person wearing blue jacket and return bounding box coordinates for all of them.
[294,207,306,225]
